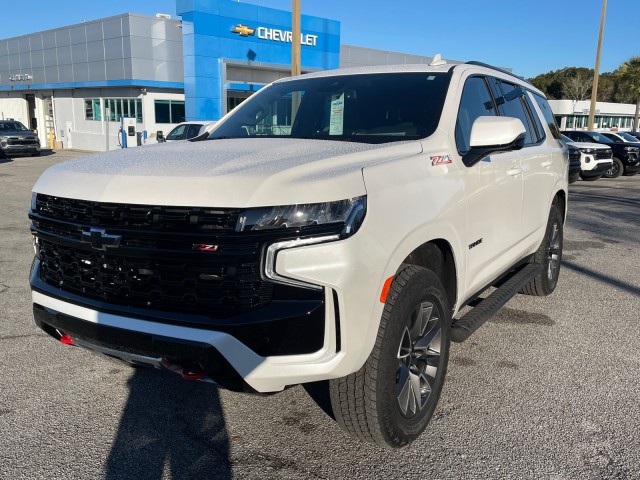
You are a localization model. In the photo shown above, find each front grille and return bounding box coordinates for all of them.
[595,149,612,160]
[31,195,276,317]
[8,137,38,146]
[37,239,271,316]
[35,194,240,232]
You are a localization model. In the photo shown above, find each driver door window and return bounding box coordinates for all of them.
[455,76,497,154]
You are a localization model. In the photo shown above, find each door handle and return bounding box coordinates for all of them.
[541,160,553,167]
[506,167,522,176]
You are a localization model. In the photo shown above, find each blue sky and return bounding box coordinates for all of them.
[3,0,637,78]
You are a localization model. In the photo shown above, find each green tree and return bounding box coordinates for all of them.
[614,56,640,130]
[597,73,615,102]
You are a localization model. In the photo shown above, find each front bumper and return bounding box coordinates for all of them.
[623,160,640,174]
[1,144,40,154]
[32,249,351,392]
[581,160,613,177]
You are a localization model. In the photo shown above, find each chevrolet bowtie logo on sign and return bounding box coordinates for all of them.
[232,24,255,37]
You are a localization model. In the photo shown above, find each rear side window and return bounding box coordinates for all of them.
[494,80,536,146]
[455,76,497,155]
[532,93,562,139]
[523,94,545,143]
[187,124,203,138]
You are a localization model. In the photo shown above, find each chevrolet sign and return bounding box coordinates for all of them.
[231,24,318,47]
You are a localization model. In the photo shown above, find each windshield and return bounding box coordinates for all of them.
[617,132,638,142]
[0,121,29,132]
[209,72,452,144]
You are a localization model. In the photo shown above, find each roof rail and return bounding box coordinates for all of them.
[463,61,530,84]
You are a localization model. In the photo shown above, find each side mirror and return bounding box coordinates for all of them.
[156,131,165,143]
[463,116,526,167]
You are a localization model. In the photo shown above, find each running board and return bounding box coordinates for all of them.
[451,263,544,343]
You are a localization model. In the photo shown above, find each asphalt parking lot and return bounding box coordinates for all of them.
[1,150,639,480]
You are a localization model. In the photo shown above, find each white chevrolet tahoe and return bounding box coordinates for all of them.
[29,62,567,447]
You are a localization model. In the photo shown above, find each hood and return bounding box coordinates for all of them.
[33,138,422,207]
[565,140,611,150]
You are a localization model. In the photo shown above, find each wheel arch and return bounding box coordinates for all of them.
[553,189,567,222]
[399,239,457,311]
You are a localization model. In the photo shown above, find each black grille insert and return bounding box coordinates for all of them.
[35,194,241,232]
[595,150,612,160]
[31,195,277,317]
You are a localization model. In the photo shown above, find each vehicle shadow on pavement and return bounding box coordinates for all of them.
[105,368,232,480]
[562,260,640,296]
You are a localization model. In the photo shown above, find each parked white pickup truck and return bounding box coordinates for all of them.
[29,61,567,447]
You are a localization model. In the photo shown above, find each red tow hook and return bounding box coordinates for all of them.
[160,359,207,382]
[60,334,74,345]
[181,367,206,382]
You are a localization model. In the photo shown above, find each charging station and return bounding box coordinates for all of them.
[120,117,137,148]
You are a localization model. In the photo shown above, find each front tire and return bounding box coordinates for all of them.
[329,265,450,448]
[521,204,563,296]
[602,157,623,178]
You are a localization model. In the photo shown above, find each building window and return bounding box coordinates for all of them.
[84,99,102,121]
[86,98,143,123]
[84,98,143,122]
[154,100,186,123]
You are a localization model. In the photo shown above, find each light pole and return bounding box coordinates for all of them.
[588,0,607,130]
[291,0,301,77]
[291,0,302,122]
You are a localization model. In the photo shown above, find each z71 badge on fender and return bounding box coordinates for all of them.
[431,155,453,166]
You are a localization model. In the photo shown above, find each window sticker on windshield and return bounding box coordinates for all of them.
[431,155,452,166]
[329,93,344,135]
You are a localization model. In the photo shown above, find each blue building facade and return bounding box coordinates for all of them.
[177,0,340,120]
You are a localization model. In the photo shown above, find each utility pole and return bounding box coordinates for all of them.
[291,0,302,122]
[291,0,301,77]
[588,0,607,131]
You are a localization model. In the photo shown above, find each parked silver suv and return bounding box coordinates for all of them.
[0,120,41,157]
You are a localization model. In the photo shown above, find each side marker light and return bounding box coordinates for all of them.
[380,276,394,303]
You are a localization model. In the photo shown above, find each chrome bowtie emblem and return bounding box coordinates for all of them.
[80,228,122,250]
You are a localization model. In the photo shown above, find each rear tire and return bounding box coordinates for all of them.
[521,204,563,296]
[329,265,450,448]
[602,157,623,178]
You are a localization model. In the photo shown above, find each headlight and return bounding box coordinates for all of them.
[31,192,38,211]
[236,196,367,238]
[624,146,636,152]
[579,148,594,154]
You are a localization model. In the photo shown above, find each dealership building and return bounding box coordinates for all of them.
[0,0,453,151]
[548,100,638,132]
